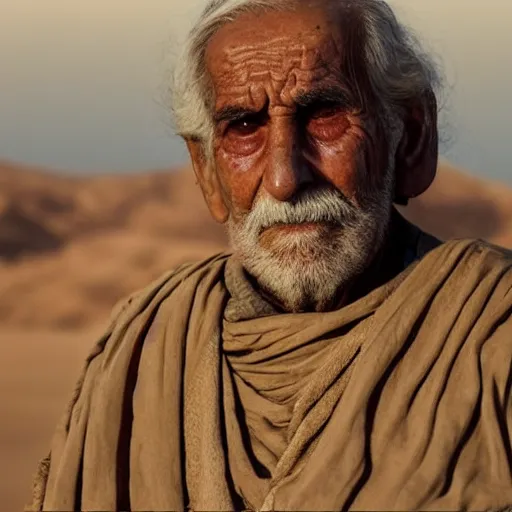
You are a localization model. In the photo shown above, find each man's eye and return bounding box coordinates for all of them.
[226,118,260,136]
[305,103,350,142]
[309,104,344,120]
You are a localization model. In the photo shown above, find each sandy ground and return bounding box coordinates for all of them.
[0,329,99,512]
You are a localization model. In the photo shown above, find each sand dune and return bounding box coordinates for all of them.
[0,159,511,511]
[402,162,512,248]
[0,161,228,330]
[0,161,227,261]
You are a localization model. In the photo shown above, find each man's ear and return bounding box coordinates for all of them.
[394,90,438,204]
[186,139,229,224]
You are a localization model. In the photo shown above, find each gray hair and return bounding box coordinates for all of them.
[169,0,443,161]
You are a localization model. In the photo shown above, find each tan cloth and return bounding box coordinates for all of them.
[27,237,512,511]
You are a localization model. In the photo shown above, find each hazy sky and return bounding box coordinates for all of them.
[1,0,511,183]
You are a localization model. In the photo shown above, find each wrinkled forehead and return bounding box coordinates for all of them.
[204,7,351,107]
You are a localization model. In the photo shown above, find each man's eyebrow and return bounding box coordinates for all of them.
[213,105,260,124]
[213,86,353,124]
[294,86,352,108]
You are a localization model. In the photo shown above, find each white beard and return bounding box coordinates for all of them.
[228,166,395,312]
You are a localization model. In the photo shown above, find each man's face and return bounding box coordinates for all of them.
[203,6,402,311]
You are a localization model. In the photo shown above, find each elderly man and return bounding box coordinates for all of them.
[29,0,512,510]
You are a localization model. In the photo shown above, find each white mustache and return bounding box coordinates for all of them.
[242,188,357,234]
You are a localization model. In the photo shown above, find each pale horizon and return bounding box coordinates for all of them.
[1,0,511,183]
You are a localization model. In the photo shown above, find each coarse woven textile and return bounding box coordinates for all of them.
[27,237,512,511]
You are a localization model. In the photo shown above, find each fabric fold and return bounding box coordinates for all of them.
[27,238,512,512]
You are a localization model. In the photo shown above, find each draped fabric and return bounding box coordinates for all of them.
[221,257,375,507]
[27,228,512,511]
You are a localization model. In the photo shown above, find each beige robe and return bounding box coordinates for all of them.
[27,231,512,511]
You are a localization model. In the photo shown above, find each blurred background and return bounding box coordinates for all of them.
[0,1,511,510]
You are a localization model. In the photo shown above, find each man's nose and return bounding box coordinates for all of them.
[262,122,314,202]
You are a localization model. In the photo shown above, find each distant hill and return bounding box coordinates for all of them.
[0,161,227,261]
[0,160,510,329]
[401,162,512,249]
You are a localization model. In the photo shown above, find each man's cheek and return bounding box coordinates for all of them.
[216,161,264,214]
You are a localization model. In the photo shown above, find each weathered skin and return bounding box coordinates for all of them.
[204,7,388,227]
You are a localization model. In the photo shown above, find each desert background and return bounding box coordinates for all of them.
[1,0,512,511]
